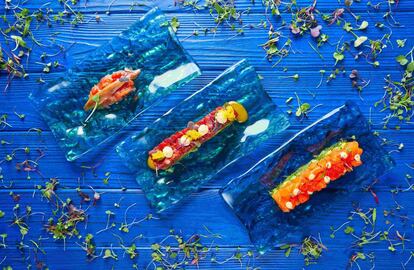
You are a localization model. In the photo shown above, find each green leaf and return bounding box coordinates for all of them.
[213,2,224,14]
[343,22,353,32]
[359,20,369,30]
[103,249,112,258]
[344,226,355,234]
[0,210,4,218]
[356,252,366,260]
[296,103,311,117]
[105,210,114,215]
[170,17,180,33]
[354,36,368,48]
[372,208,377,224]
[396,39,406,48]
[406,62,414,72]
[300,103,311,112]
[333,52,344,64]
[11,35,27,49]
[396,55,409,65]
[285,246,292,257]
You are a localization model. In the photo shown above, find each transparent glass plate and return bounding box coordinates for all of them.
[116,59,290,212]
[221,101,395,253]
[30,8,201,161]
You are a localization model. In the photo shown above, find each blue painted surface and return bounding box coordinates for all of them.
[0,0,413,269]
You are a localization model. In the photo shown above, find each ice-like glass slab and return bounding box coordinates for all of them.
[116,59,290,212]
[30,8,201,161]
[221,101,395,253]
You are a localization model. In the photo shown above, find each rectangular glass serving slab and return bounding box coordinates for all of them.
[116,59,290,212]
[29,8,201,161]
[221,101,395,253]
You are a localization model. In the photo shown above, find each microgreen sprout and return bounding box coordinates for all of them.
[0,234,7,248]
[375,47,414,129]
[46,200,87,249]
[103,246,118,260]
[77,233,98,261]
[96,210,116,234]
[300,235,327,265]
[119,203,158,233]
[290,92,323,120]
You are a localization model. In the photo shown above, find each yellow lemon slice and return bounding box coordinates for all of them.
[147,157,156,170]
[227,101,248,123]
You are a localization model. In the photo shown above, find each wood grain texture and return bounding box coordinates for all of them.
[1,0,414,269]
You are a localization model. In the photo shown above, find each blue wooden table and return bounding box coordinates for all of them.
[1,0,414,269]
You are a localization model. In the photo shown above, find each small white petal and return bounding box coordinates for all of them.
[308,173,315,180]
[293,188,300,196]
[198,124,209,136]
[326,162,332,169]
[179,135,191,146]
[340,151,348,159]
[285,201,293,210]
[354,154,361,162]
[162,146,174,158]
[215,110,228,124]
[307,191,313,195]
[324,176,331,184]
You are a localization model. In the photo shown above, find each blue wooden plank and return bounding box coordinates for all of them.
[0,188,412,246]
[9,0,414,13]
[0,188,413,269]
[1,11,414,73]
[0,245,412,270]
[1,0,414,269]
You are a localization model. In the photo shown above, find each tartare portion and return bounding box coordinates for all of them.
[271,141,363,212]
[147,101,248,171]
[84,68,141,111]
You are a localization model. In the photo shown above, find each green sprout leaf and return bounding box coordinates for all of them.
[11,35,28,49]
[396,39,406,48]
[170,17,180,33]
[296,103,311,117]
[354,36,368,48]
[333,52,344,64]
[396,55,409,66]
[406,62,414,72]
[358,21,369,30]
[344,226,355,234]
